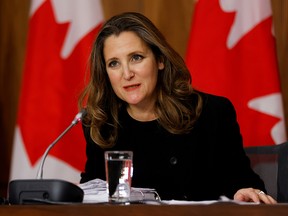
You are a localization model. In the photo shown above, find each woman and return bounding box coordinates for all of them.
[78,12,276,204]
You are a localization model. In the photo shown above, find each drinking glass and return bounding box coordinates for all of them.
[105,151,133,203]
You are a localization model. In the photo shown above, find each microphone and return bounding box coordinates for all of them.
[8,109,87,204]
[36,109,87,179]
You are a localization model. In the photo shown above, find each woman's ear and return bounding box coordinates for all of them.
[158,56,164,70]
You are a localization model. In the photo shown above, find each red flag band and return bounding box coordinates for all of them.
[186,0,286,146]
[10,0,103,182]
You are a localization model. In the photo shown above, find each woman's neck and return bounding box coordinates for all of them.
[127,105,157,122]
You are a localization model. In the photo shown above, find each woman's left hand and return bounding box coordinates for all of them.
[234,188,277,204]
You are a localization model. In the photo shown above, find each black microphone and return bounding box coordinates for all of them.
[8,109,87,204]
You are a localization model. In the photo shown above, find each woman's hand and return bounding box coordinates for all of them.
[234,188,277,204]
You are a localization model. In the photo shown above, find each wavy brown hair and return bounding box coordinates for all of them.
[78,12,203,148]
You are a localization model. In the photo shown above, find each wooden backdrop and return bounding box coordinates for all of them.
[0,0,287,198]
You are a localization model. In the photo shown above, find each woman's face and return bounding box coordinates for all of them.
[103,31,164,109]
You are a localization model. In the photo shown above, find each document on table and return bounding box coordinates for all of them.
[162,196,260,205]
[78,178,158,203]
[79,179,259,205]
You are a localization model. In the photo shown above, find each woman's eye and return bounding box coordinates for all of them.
[132,54,143,62]
[108,61,118,68]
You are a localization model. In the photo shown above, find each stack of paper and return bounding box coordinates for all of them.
[78,178,159,203]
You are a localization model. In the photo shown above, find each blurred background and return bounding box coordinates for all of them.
[0,0,287,198]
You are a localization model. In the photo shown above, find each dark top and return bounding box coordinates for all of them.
[80,92,266,201]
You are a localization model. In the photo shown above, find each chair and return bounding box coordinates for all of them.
[244,141,288,203]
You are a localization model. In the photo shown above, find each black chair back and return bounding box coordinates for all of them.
[245,141,288,203]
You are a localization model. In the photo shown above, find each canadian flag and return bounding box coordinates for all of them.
[186,0,286,146]
[10,0,103,183]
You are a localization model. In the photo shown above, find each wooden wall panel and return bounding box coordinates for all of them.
[271,0,288,130]
[101,0,195,58]
[0,0,287,198]
[0,0,30,198]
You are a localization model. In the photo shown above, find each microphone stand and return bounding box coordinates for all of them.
[36,110,85,179]
[8,110,87,204]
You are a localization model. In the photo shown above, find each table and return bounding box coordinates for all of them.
[1,203,288,216]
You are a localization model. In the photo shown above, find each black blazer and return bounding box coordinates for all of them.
[80,92,266,201]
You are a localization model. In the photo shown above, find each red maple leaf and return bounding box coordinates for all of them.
[18,1,101,170]
[186,1,281,146]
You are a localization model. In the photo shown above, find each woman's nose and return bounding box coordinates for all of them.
[122,65,135,80]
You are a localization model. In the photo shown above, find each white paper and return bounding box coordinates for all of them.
[78,178,157,203]
[79,179,259,205]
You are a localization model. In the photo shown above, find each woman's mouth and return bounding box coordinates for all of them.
[124,84,140,91]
